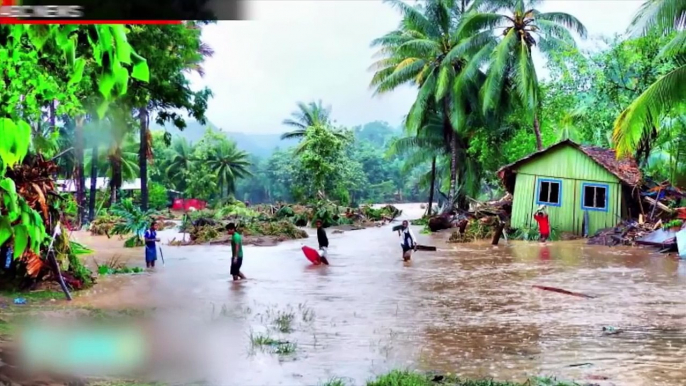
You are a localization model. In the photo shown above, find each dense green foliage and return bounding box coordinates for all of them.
[125,0,685,213]
[234,120,425,206]
[2,0,686,257]
[0,25,149,262]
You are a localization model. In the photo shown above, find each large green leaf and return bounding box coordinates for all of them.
[0,217,12,248]
[26,26,52,51]
[69,57,87,85]
[95,26,114,55]
[131,53,150,82]
[112,25,132,64]
[13,225,28,260]
[112,63,130,96]
[0,118,18,167]
[15,120,31,163]
[98,72,116,98]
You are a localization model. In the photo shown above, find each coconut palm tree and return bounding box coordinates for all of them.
[164,137,195,184]
[387,108,447,215]
[460,0,587,150]
[280,100,348,141]
[205,141,252,197]
[130,22,215,211]
[370,0,490,210]
[612,0,686,157]
[85,131,139,206]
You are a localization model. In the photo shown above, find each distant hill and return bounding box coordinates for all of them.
[152,120,298,158]
[153,119,401,158]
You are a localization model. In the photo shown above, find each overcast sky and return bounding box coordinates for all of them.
[187,0,643,135]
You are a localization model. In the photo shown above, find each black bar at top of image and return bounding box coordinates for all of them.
[19,0,247,21]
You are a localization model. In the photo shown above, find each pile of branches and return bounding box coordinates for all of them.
[174,220,308,246]
[260,200,402,228]
[588,220,664,247]
[429,194,512,233]
[90,214,123,236]
[449,216,501,243]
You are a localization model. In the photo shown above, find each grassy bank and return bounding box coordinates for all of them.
[323,371,581,386]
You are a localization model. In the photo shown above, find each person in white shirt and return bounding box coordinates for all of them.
[398,220,417,261]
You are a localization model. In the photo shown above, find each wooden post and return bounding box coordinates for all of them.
[492,223,505,246]
[649,187,662,221]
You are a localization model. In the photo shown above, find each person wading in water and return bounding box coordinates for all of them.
[316,219,330,265]
[533,205,550,243]
[144,221,160,268]
[398,220,417,261]
[226,223,247,281]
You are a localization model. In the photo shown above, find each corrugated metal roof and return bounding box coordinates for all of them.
[56,178,141,192]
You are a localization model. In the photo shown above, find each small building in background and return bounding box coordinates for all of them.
[56,178,141,196]
[497,140,642,236]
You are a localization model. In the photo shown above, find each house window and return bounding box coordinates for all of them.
[582,183,608,211]
[536,179,561,206]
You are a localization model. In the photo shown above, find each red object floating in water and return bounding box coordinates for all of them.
[302,246,321,265]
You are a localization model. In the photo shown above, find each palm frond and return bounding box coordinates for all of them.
[482,28,518,112]
[435,65,455,101]
[457,12,510,36]
[444,30,497,64]
[658,30,686,59]
[628,0,686,37]
[281,119,307,130]
[383,0,439,36]
[279,128,306,140]
[406,72,438,132]
[513,37,538,110]
[373,59,427,94]
[536,12,588,38]
[534,19,576,43]
[613,64,686,157]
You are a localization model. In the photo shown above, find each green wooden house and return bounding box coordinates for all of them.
[497,140,642,236]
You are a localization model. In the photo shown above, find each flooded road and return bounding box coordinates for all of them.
[71,204,686,386]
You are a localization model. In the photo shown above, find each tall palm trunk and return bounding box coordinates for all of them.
[139,107,150,211]
[109,151,122,205]
[74,116,86,227]
[533,113,543,150]
[447,134,458,211]
[442,99,458,214]
[427,156,436,216]
[88,145,98,222]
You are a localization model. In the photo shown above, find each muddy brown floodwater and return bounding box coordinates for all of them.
[68,204,686,386]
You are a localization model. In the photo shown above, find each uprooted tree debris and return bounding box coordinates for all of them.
[170,200,402,246]
[589,180,686,252]
[1,155,95,295]
[415,194,514,243]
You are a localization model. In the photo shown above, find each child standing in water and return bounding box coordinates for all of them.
[144,221,160,268]
[316,219,330,265]
[398,220,417,261]
[533,205,550,243]
[226,223,247,281]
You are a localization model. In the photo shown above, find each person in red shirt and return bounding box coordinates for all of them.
[533,205,550,243]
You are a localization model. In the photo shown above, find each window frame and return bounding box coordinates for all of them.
[581,182,610,212]
[535,178,563,207]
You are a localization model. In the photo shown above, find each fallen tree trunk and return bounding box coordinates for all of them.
[532,285,595,299]
[428,215,454,232]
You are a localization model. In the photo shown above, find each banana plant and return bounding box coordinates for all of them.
[109,198,157,247]
[0,25,150,261]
